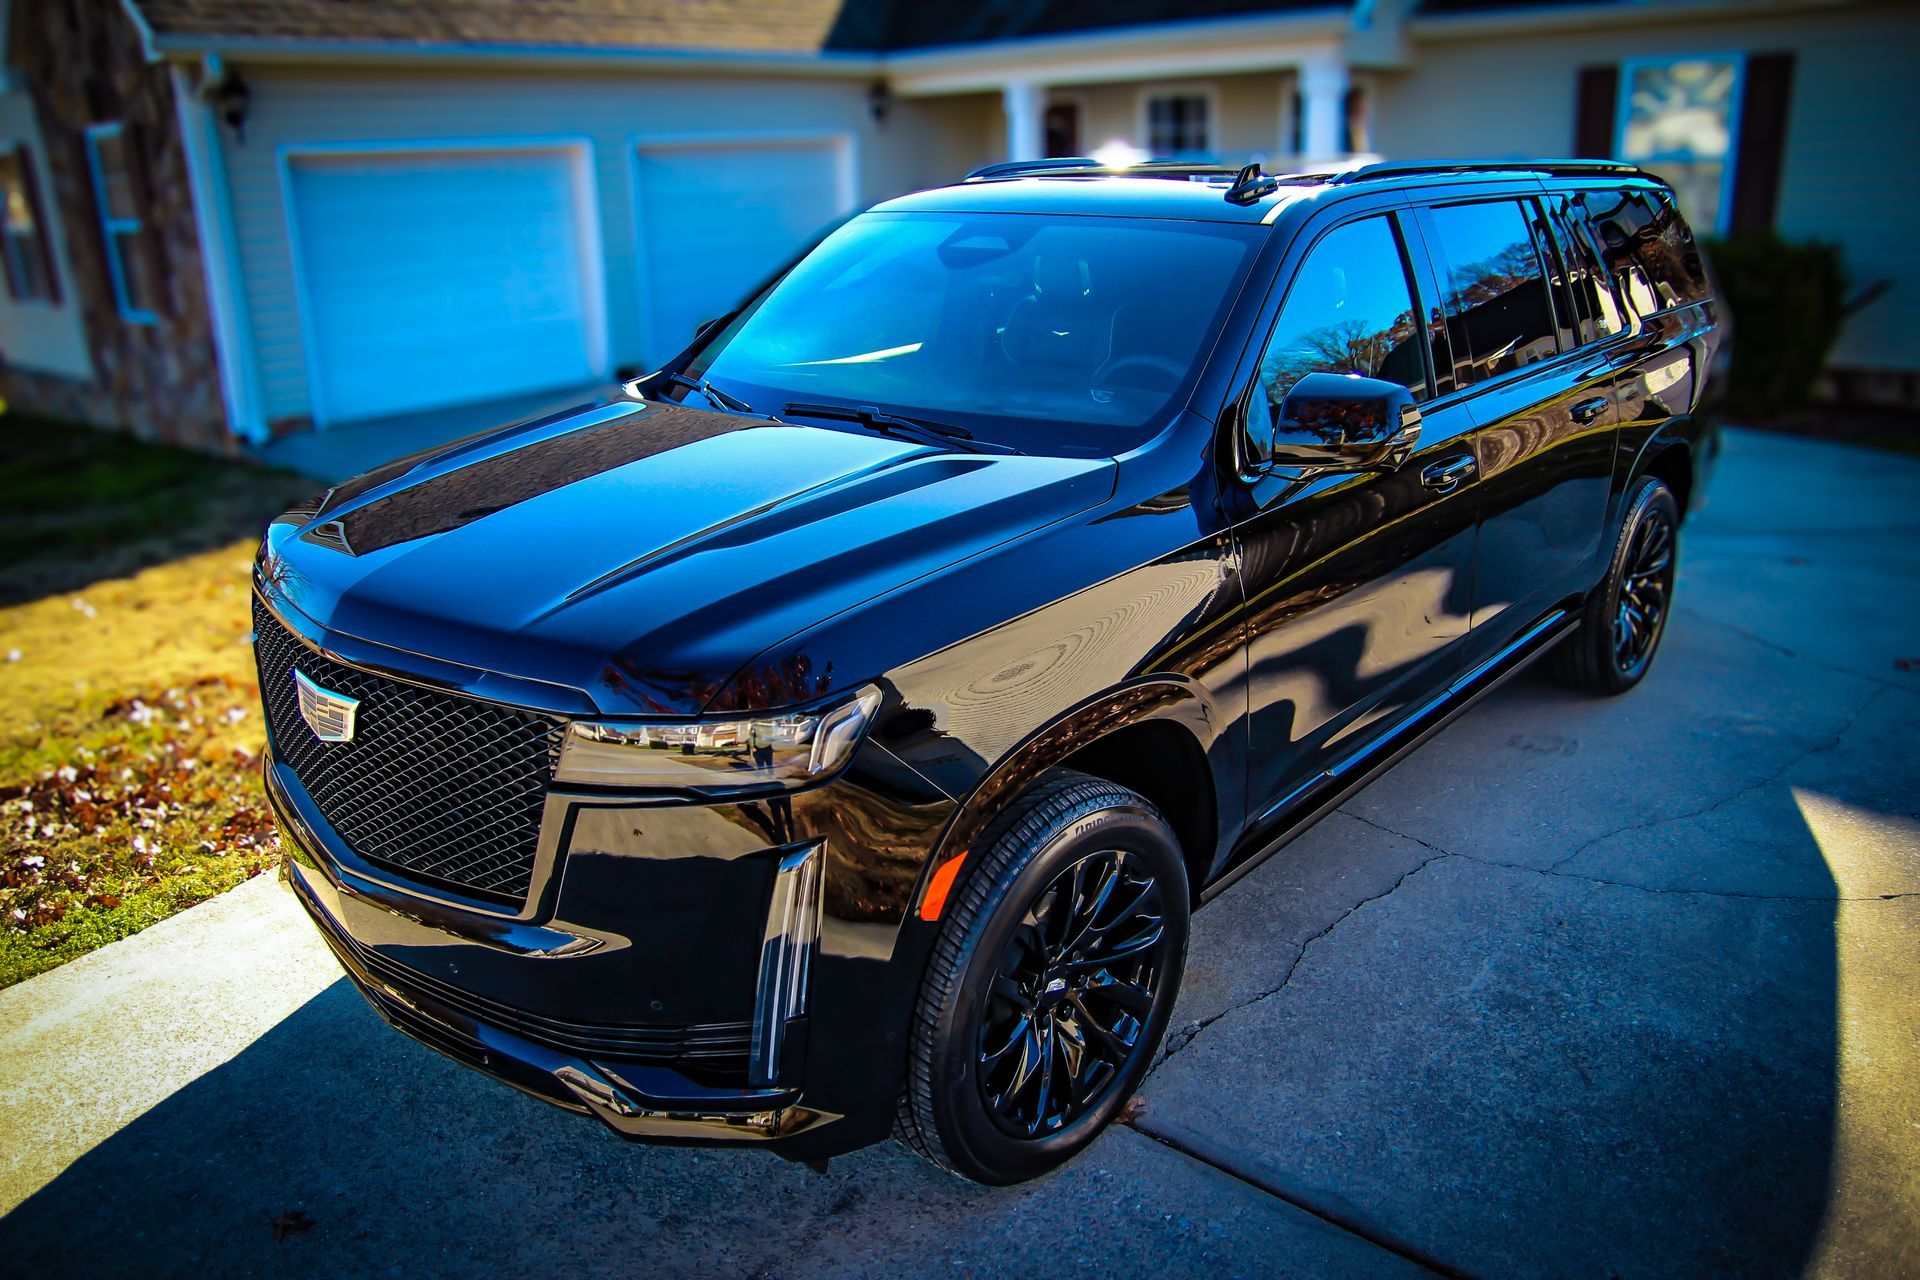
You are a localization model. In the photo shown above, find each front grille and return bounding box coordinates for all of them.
[303,884,752,1084]
[253,596,563,904]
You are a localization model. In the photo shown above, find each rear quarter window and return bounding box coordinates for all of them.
[1581,188,1712,319]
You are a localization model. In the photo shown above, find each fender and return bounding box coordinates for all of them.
[906,675,1224,920]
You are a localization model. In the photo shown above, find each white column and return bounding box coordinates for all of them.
[1298,56,1351,164]
[1002,80,1046,162]
[171,62,267,443]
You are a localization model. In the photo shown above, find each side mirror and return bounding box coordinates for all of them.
[1262,372,1422,471]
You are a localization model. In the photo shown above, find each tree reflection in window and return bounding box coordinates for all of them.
[1253,216,1425,451]
[1429,201,1559,387]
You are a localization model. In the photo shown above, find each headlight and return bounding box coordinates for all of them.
[553,686,883,793]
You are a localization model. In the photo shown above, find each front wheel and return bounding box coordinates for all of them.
[897,770,1189,1184]
[1552,475,1679,696]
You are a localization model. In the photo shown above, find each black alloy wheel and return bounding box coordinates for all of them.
[1553,474,1679,696]
[898,770,1189,1184]
[1613,501,1675,675]
[975,847,1171,1139]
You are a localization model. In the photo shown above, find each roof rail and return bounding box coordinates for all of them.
[1326,158,1649,185]
[963,157,1246,182]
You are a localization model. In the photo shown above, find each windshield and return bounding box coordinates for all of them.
[683,211,1260,454]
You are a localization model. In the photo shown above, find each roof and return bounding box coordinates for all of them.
[132,0,890,55]
[129,0,1346,56]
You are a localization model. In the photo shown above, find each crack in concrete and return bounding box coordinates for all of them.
[1152,843,1452,1072]
[1543,683,1888,873]
[1679,605,1911,692]
[1147,677,1907,1070]
[1457,853,1918,904]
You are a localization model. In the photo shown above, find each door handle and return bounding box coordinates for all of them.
[1420,454,1477,492]
[1570,395,1610,425]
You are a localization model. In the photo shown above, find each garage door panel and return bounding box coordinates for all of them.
[634,139,846,364]
[289,148,596,425]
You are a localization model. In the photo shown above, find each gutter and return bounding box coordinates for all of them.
[1409,0,1860,42]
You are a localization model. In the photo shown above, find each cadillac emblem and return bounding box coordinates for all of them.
[293,669,360,743]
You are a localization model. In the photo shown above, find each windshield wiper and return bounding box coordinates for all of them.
[781,402,1023,456]
[662,373,756,415]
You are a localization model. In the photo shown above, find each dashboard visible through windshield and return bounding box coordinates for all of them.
[681,210,1261,454]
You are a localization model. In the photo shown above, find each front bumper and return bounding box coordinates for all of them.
[269,758,843,1146]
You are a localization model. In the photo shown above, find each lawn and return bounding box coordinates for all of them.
[0,414,309,988]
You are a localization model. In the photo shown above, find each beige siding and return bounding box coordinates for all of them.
[0,90,92,382]
[218,66,996,424]
[1373,1,1920,372]
[1048,70,1295,162]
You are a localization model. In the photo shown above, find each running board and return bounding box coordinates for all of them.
[1201,608,1578,905]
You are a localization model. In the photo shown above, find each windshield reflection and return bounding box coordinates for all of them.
[683,211,1259,453]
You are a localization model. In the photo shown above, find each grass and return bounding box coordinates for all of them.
[0,413,309,988]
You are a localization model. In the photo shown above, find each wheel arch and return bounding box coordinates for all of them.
[1626,431,1696,518]
[910,677,1224,919]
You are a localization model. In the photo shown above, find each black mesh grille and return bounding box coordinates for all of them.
[253,596,563,904]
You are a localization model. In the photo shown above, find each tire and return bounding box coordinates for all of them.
[1552,475,1679,696]
[896,769,1190,1184]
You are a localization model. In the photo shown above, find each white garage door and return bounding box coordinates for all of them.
[633,137,849,364]
[288,148,599,425]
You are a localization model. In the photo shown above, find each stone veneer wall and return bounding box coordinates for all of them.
[4,0,229,452]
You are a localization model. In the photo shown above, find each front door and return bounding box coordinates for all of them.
[1230,210,1480,820]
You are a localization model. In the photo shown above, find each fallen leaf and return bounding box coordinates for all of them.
[1119,1095,1148,1123]
[269,1210,315,1242]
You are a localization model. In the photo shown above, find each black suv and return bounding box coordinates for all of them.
[258,157,1723,1184]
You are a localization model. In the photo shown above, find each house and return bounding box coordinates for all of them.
[2,0,1916,456]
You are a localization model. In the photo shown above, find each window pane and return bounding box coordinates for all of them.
[692,211,1257,445]
[1256,216,1426,417]
[0,148,55,302]
[1617,58,1740,233]
[1546,198,1628,343]
[1428,201,1559,387]
[1585,189,1711,315]
[1148,95,1209,156]
[90,128,140,222]
[116,229,162,316]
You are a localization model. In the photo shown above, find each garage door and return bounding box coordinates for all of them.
[633,137,849,365]
[287,148,599,425]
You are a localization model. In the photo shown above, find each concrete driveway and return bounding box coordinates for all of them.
[3,428,1915,1278]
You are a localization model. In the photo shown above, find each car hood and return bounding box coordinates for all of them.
[261,398,1116,715]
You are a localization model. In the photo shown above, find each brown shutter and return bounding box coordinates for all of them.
[1574,65,1619,159]
[1729,53,1795,235]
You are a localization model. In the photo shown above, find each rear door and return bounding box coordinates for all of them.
[1228,200,1482,817]
[1410,191,1618,636]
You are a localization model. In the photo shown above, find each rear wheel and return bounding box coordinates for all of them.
[1553,475,1678,696]
[897,770,1189,1184]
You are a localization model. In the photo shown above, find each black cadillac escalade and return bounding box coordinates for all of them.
[258,157,1723,1184]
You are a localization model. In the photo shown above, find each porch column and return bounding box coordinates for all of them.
[1002,80,1046,162]
[1299,56,1350,163]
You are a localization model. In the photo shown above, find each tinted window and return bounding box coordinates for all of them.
[1427,201,1560,387]
[1253,216,1427,425]
[1582,188,1711,317]
[1546,195,1630,344]
[688,211,1257,454]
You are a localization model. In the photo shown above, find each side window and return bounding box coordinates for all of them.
[1248,216,1427,453]
[83,122,162,324]
[1583,188,1710,318]
[0,146,59,304]
[1426,201,1560,388]
[1546,195,1629,344]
